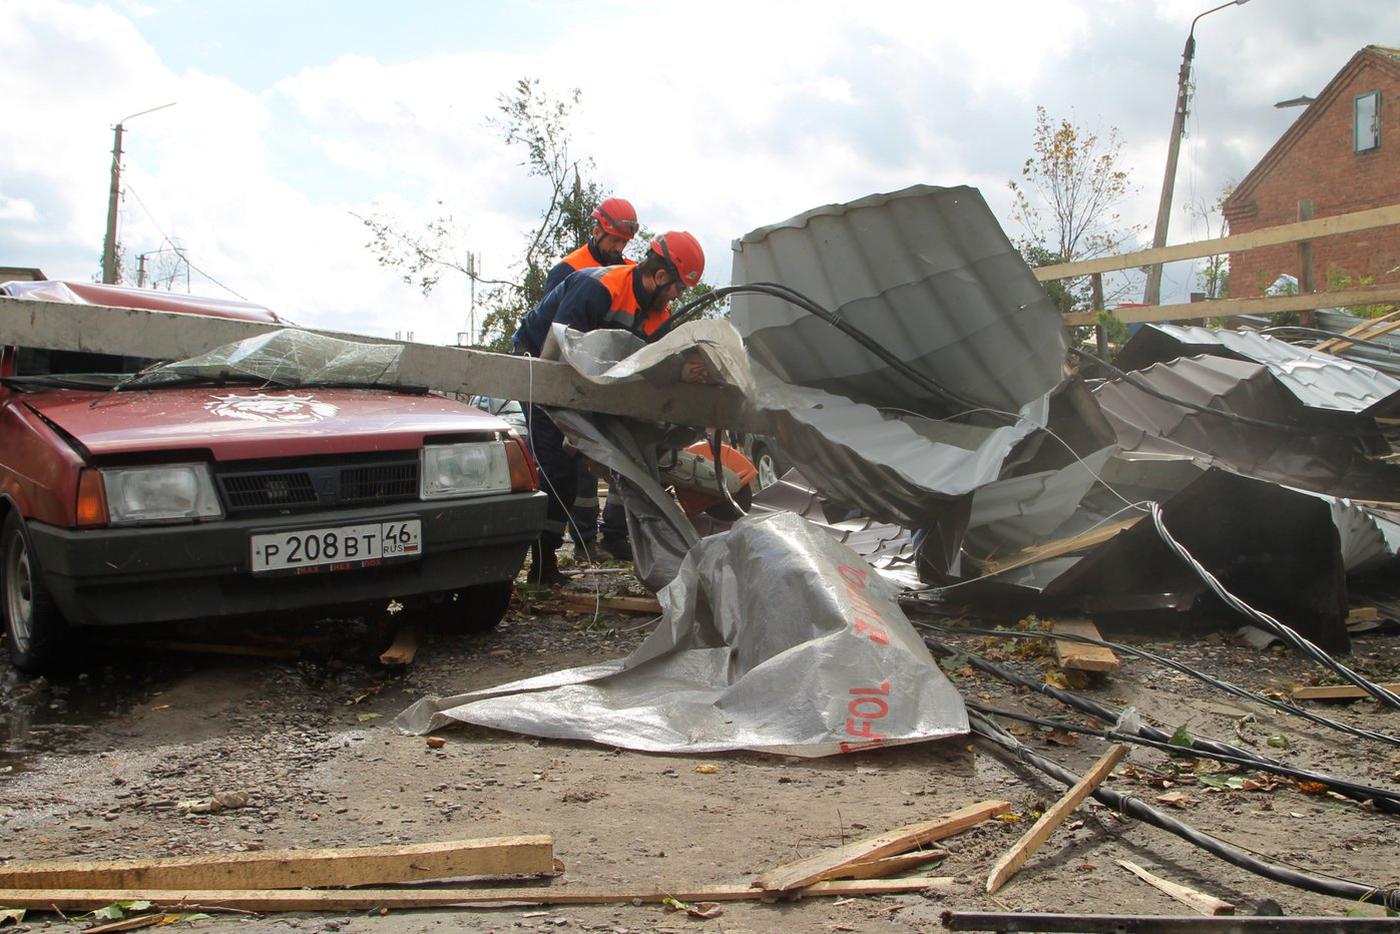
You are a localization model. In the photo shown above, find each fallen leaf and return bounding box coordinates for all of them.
[686,902,723,919]
[1168,724,1194,749]
[694,764,720,774]
[1155,792,1189,808]
[1045,729,1079,747]
[1297,780,1329,795]
[1266,735,1290,750]
[356,712,382,723]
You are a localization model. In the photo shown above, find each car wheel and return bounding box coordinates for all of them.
[752,443,785,490]
[428,580,515,633]
[2,512,70,674]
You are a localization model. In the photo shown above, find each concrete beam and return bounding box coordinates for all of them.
[0,297,756,431]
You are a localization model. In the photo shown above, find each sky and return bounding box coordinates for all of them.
[2,0,1397,345]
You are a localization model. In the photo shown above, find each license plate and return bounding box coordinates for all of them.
[250,520,422,574]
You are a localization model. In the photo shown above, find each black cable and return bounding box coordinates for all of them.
[917,631,1400,811]
[912,617,1400,748]
[664,282,984,411]
[966,702,1400,811]
[969,711,1400,909]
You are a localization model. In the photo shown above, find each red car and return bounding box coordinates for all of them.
[0,282,545,673]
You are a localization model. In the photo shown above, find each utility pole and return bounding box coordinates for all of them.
[100,102,177,285]
[1142,0,1248,306]
[137,250,147,288]
[101,123,124,284]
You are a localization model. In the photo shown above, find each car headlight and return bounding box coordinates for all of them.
[421,442,511,499]
[102,463,224,525]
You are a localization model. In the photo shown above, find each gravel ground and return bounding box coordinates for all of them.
[2,567,1398,933]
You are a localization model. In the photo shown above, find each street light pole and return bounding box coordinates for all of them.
[1142,0,1248,306]
[99,102,177,285]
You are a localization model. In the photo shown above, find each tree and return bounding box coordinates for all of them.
[1185,182,1233,301]
[1008,107,1144,310]
[358,79,606,352]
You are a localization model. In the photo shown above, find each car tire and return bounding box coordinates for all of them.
[750,442,787,490]
[427,580,515,633]
[2,512,70,674]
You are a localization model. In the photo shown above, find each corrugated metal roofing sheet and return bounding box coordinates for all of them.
[1116,323,1400,416]
[730,184,1066,416]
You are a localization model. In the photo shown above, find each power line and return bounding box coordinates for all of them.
[123,181,250,301]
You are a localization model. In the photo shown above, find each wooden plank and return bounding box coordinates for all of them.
[0,297,758,432]
[557,593,662,615]
[378,623,420,666]
[982,518,1140,576]
[1061,285,1400,327]
[1347,607,1380,624]
[986,745,1129,894]
[1034,203,1400,281]
[1320,316,1400,355]
[1117,859,1235,915]
[1313,308,1400,352]
[818,849,949,882]
[0,837,555,890]
[1291,681,1400,701]
[752,799,1010,893]
[0,877,956,912]
[1051,619,1120,673]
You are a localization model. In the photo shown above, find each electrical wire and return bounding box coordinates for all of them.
[966,702,1400,811]
[914,618,1400,748]
[917,630,1400,810]
[1149,502,1400,710]
[124,182,250,301]
[969,711,1400,908]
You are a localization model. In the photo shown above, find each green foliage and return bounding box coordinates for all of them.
[1326,267,1395,320]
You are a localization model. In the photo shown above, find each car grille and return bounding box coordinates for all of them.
[217,459,420,514]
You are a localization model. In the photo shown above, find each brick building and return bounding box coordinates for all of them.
[1223,45,1400,298]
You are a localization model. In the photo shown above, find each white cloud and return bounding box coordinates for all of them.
[5,0,1399,345]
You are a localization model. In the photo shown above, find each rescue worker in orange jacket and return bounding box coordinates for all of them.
[542,197,639,295]
[512,231,705,586]
[540,197,639,559]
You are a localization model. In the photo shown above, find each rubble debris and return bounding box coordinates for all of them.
[1116,858,1235,916]
[378,624,420,667]
[397,512,968,756]
[0,876,954,913]
[0,837,556,890]
[1050,619,1120,673]
[985,744,1128,893]
[751,799,1009,893]
[556,593,661,616]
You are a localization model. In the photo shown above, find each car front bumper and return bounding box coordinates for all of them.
[27,491,547,626]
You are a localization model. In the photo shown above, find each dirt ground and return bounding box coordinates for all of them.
[2,561,1399,934]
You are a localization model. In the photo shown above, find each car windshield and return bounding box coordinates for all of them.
[125,328,403,391]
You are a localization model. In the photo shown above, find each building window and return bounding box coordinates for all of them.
[1355,91,1380,152]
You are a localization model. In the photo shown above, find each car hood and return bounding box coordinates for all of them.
[21,386,511,461]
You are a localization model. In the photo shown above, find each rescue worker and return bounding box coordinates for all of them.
[543,197,639,295]
[513,230,705,586]
[542,198,639,560]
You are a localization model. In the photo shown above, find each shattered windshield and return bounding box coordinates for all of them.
[4,328,405,392]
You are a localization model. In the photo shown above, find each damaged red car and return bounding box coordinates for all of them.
[0,282,545,673]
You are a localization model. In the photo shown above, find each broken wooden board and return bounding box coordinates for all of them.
[986,745,1128,894]
[0,877,955,912]
[0,297,758,432]
[1052,619,1120,673]
[378,623,420,666]
[752,800,1010,893]
[557,593,662,616]
[1116,859,1234,915]
[1291,681,1400,701]
[818,849,949,882]
[981,519,1140,576]
[0,837,554,890]
[1347,607,1380,624]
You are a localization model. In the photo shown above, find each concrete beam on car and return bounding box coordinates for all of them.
[0,297,758,432]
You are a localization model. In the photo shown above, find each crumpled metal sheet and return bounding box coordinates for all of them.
[395,512,968,756]
[1115,323,1400,417]
[731,184,1066,416]
[1093,354,1400,500]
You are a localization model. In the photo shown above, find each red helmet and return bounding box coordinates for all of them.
[592,197,639,240]
[651,231,705,288]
